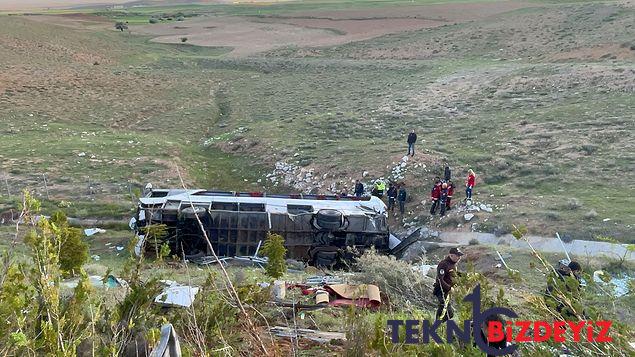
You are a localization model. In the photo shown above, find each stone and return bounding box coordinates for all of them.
[464,213,475,221]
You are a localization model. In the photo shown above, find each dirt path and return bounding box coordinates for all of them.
[439,231,635,262]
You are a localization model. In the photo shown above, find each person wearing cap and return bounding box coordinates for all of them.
[433,247,465,321]
[545,260,584,320]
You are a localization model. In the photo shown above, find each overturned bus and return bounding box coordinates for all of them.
[131,189,390,266]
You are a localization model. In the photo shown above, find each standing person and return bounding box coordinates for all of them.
[433,247,465,321]
[407,129,417,157]
[446,180,455,211]
[397,184,407,215]
[373,179,386,198]
[354,180,364,198]
[444,164,452,182]
[439,182,449,216]
[430,178,442,215]
[386,183,397,212]
[465,169,476,201]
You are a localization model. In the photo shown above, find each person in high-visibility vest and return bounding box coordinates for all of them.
[372,179,386,198]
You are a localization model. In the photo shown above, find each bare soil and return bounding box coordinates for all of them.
[135,1,533,57]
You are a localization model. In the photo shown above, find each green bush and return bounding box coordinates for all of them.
[50,211,89,277]
[260,232,287,279]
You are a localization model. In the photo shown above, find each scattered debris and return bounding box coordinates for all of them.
[323,284,381,308]
[412,264,437,277]
[603,218,611,222]
[61,275,127,289]
[272,280,286,300]
[84,228,106,236]
[464,213,475,221]
[155,281,200,308]
[389,233,401,249]
[305,275,344,286]
[91,254,100,261]
[593,270,632,297]
[270,326,346,343]
[192,256,231,266]
[150,323,182,357]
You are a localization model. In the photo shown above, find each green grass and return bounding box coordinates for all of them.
[1,1,633,242]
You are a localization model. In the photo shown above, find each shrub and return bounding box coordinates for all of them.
[355,249,434,309]
[567,198,581,210]
[50,211,89,276]
[114,21,128,32]
[180,37,188,43]
[260,232,287,279]
[584,209,598,220]
[149,18,158,24]
[468,238,480,245]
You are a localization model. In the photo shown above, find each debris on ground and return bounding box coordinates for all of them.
[270,326,346,343]
[323,284,381,308]
[305,275,344,286]
[155,281,200,308]
[464,213,475,221]
[84,228,106,236]
[61,275,127,289]
[412,264,437,277]
[593,270,632,297]
[150,323,182,357]
[272,280,286,300]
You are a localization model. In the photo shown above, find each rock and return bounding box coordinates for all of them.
[362,171,369,177]
[479,204,493,212]
[464,213,475,221]
[399,240,427,262]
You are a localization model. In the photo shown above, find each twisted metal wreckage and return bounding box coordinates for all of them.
[130,188,408,266]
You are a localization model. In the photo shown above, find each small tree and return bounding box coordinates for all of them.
[50,211,89,276]
[115,21,128,32]
[260,233,286,279]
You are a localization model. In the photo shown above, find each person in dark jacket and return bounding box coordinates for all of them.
[397,185,407,214]
[407,130,417,157]
[444,164,452,182]
[433,247,464,321]
[545,260,584,320]
[430,178,442,215]
[354,180,364,198]
[386,183,397,212]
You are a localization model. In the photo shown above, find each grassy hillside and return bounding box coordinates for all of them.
[0,0,633,241]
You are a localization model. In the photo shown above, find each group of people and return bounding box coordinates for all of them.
[353,179,408,215]
[429,167,476,216]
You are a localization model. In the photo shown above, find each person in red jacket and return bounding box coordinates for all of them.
[446,180,455,211]
[430,178,442,215]
[465,169,476,200]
